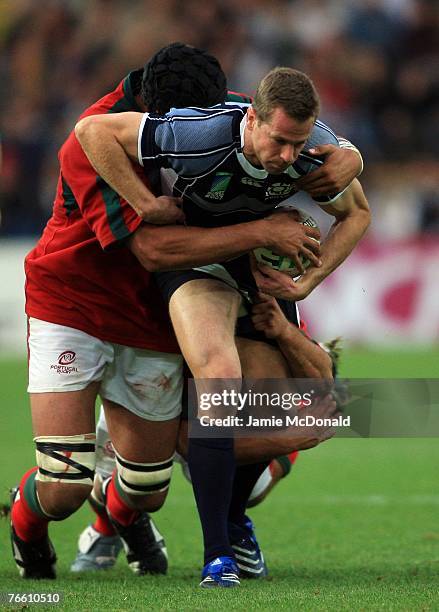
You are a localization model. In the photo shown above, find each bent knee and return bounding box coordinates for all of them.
[37,482,92,518]
[144,493,167,513]
[34,432,96,518]
[114,450,173,507]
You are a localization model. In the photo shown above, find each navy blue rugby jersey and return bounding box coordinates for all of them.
[138,103,342,228]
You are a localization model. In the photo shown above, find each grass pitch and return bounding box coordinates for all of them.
[0,349,438,610]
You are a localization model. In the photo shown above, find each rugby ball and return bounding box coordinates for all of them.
[253,208,319,277]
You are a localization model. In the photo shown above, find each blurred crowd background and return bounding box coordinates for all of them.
[0,0,438,239]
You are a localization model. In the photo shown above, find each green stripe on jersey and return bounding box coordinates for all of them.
[61,176,79,216]
[109,71,142,114]
[96,176,130,241]
[108,95,133,114]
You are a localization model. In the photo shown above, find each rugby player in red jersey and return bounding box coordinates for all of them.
[11,43,362,583]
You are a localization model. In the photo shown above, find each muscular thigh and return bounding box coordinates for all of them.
[31,384,99,437]
[169,278,242,376]
[103,398,180,462]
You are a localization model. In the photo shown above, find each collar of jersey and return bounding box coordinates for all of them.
[123,70,144,112]
[238,113,302,180]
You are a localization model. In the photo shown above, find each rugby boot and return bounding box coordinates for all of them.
[229,515,268,578]
[70,524,123,572]
[109,511,168,575]
[101,477,168,575]
[10,487,57,579]
[200,556,240,588]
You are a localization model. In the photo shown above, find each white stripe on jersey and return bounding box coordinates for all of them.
[145,107,244,122]
[137,113,149,167]
[336,137,363,174]
[315,119,338,139]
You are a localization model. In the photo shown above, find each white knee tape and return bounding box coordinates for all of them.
[34,433,96,486]
[115,451,174,496]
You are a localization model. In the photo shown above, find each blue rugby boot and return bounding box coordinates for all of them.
[229,515,268,579]
[200,556,240,588]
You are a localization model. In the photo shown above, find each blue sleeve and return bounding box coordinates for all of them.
[293,119,345,204]
[138,106,243,178]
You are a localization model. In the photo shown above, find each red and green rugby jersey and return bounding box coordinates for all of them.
[25,71,179,352]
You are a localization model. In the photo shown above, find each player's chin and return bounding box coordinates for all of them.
[265,162,288,174]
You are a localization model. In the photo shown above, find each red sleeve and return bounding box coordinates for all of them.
[58,130,143,250]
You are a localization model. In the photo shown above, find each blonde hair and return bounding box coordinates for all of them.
[253,67,320,123]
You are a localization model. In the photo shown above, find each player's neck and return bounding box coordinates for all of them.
[242,127,262,168]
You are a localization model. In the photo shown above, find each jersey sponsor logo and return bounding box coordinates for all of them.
[204,172,233,200]
[265,183,297,198]
[241,177,264,188]
[50,350,78,374]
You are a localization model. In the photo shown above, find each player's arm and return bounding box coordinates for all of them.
[296,137,363,198]
[251,294,333,380]
[75,112,184,225]
[255,178,370,301]
[177,392,337,463]
[231,296,338,463]
[129,209,321,271]
[234,394,338,463]
[295,177,370,298]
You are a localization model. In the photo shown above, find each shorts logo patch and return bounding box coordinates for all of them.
[58,350,76,365]
[50,350,79,374]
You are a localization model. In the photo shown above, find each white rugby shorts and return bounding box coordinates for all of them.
[28,318,183,421]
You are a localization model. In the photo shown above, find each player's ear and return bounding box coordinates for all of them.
[246,106,257,130]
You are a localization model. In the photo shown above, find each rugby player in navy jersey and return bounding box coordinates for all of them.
[76,67,369,587]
